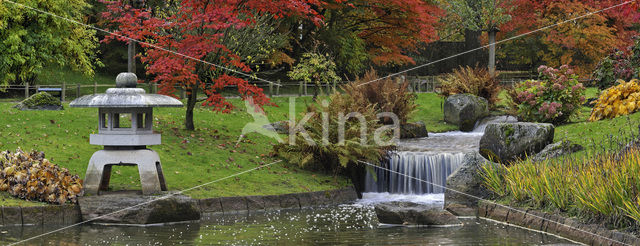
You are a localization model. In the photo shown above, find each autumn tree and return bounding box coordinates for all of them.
[289,0,442,77]
[0,0,100,86]
[101,0,328,130]
[499,0,640,76]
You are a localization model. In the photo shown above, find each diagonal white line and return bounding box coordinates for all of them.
[6,160,282,246]
[0,0,283,87]
[357,159,630,246]
[358,0,637,87]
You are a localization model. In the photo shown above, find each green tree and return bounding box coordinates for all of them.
[442,0,512,75]
[288,52,340,99]
[0,0,99,86]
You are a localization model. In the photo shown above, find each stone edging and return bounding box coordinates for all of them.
[478,200,640,246]
[0,204,81,227]
[197,187,358,214]
[0,187,358,227]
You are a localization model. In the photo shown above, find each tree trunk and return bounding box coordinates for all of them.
[128,41,136,73]
[488,29,497,77]
[185,85,198,130]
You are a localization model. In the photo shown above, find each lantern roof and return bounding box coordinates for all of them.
[70,73,183,108]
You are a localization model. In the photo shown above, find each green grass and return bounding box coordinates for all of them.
[411,93,458,132]
[554,87,640,155]
[0,96,349,206]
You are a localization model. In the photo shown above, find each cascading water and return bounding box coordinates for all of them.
[365,152,465,194]
[363,115,516,197]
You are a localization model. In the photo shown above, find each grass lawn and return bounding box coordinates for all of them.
[411,93,459,132]
[554,87,640,155]
[0,96,350,206]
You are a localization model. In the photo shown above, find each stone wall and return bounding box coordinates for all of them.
[0,205,82,226]
[0,187,358,227]
[198,187,358,214]
[478,200,640,246]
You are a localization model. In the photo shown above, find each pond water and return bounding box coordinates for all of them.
[2,201,573,245]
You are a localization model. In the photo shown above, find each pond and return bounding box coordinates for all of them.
[2,200,573,245]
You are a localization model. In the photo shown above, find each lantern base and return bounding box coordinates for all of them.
[84,149,167,195]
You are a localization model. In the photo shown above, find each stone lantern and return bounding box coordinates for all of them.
[70,73,182,195]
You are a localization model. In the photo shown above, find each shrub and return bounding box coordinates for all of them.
[592,49,634,89]
[589,79,640,121]
[18,92,61,108]
[273,92,394,175]
[507,65,585,124]
[288,52,340,98]
[342,69,416,124]
[0,149,83,204]
[438,66,502,106]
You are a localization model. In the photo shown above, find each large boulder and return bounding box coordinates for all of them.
[79,193,200,224]
[14,92,62,110]
[400,121,428,139]
[531,140,583,162]
[444,152,497,216]
[479,122,554,164]
[444,94,489,132]
[374,201,461,226]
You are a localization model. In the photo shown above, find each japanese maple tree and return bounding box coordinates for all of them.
[101,0,331,130]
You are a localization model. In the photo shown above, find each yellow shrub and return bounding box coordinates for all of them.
[589,79,640,121]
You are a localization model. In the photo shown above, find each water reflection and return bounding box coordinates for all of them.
[1,205,572,245]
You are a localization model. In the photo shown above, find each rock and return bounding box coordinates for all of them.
[14,92,63,111]
[263,121,289,134]
[374,201,461,226]
[444,94,489,132]
[531,140,583,162]
[479,122,554,164]
[79,193,200,224]
[400,121,428,139]
[444,152,498,216]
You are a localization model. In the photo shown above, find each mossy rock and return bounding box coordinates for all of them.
[479,122,554,165]
[14,92,63,111]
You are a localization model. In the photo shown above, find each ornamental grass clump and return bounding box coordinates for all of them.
[438,66,502,107]
[481,147,640,228]
[589,79,640,121]
[0,149,83,204]
[507,65,586,124]
[342,69,416,124]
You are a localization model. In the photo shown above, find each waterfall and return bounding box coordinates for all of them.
[364,152,465,194]
[363,115,516,195]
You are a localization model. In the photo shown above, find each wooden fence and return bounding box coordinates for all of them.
[2,76,595,101]
[1,81,353,101]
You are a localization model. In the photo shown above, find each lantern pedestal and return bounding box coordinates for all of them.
[84,149,167,195]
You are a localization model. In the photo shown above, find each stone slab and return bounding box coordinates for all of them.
[63,204,82,224]
[245,196,265,212]
[261,195,281,211]
[43,205,64,225]
[21,206,43,226]
[3,207,22,226]
[279,194,300,209]
[79,193,200,224]
[219,196,247,214]
[198,198,222,213]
